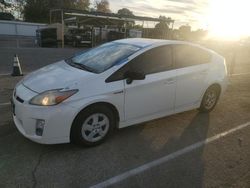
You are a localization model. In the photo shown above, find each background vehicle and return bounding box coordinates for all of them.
[12,39,228,146]
[64,28,92,47]
[107,31,125,41]
[36,28,58,47]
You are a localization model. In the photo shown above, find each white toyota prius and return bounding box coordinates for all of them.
[12,38,228,146]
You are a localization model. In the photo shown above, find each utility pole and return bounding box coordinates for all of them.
[61,9,64,48]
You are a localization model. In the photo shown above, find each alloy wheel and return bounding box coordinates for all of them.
[81,113,110,142]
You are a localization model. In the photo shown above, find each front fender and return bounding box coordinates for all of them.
[66,93,124,125]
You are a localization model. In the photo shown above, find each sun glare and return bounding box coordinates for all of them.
[207,0,250,40]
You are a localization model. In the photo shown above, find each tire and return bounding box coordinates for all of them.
[199,85,220,113]
[70,105,115,146]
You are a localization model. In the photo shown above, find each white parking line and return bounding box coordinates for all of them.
[0,73,10,76]
[0,72,28,76]
[0,102,10,106]
[90,121,250,188]
[230,72,250,76]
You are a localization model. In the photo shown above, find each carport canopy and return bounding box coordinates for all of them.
[49,9,175,47]
[50,8,174,27]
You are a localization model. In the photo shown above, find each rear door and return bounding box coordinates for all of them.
[173,44,212,111]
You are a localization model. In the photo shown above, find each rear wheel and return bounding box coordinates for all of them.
[199,85,220,113]
[70,105,115,146]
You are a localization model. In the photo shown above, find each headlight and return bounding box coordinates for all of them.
[29,89,78,106]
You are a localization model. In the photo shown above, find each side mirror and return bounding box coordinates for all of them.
[125,71,145,84]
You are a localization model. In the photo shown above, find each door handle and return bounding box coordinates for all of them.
[113,90,124,94]
[164,78,175,84]
[200,70,208,74]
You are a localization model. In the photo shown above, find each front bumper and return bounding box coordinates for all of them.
[12,84,77,144]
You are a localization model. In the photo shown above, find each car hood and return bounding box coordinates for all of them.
[22,61,96,93]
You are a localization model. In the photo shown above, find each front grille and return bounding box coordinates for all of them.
[16,96,24,103]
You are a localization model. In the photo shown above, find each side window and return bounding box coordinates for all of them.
[106,45,173,82]
[130,45,173,74]
[174,44,211,69]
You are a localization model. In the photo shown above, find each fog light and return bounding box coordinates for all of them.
[36,119,45,136]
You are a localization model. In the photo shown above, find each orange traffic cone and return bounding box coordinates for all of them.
[11,54,23,76]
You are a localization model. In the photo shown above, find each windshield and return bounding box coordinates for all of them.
[67,42,140,73]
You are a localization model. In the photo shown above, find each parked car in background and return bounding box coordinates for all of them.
[12,38,228,146]
[36,28,57,47]
[64,28,92,47]
[107,31,125,41]
[0,12,15,20]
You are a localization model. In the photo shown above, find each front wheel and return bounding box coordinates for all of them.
[70,105,115,146]
[199,85,220,113]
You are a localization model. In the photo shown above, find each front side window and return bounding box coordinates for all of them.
[106,45,173,82]
[174,44,211,69]
[129,45,173,74]
[66,42,140,73]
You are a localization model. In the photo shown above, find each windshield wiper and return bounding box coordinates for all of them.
[66,59,95,73]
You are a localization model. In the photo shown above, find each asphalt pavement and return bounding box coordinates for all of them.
[0,46,250,188]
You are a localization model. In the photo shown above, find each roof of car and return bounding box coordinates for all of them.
[113,38,214,53]
[114,38,195,48]
[114,38,166,48]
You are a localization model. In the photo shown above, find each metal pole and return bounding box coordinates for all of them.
[61,9,64,48]
[124,21,126,38]
[91,27,94,47]
[49,10,52,24]
[171,21,175,30]
[171,21,175,39]
[100,27,102,43]
[15,24,19,48]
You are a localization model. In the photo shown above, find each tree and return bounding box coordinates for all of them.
[95,0,111,13]
[133,24,143,29]
[23,0,90,23]
[76,0,90,11]
[117,8,135,28]
[0,0,9,12]
[155,16,172,29]
[154,15,172,39]
[15,0,26,20]
[191,29,208,41]
[23,0,50,23]
[117,8,133,16]
[178,25,191,40]
[0,12,15,20]
[0,0,25,20]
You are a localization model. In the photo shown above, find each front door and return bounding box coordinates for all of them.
[124,70,176,120]
[124,45,176,120]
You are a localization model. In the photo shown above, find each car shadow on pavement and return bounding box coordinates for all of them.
[160,112,210,188]
[111,111,209,188]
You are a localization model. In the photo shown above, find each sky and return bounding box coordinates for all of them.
[4,0,250,40]
[95,0,250,40]
[105,0,209,29]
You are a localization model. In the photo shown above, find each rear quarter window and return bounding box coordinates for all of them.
[174,44,211,69]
